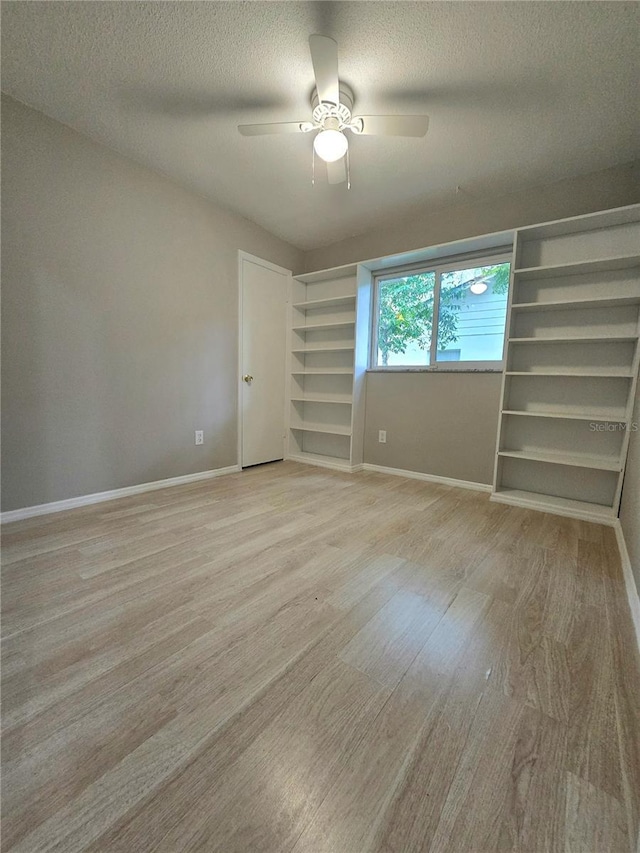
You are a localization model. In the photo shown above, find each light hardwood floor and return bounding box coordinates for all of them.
[2,461,639,852]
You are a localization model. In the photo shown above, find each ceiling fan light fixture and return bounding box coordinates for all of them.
[313,128,348,162]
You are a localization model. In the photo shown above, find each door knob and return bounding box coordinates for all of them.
[243,374,254,383]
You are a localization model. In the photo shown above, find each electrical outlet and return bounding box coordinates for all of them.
[195,430,204,445]
[378,430,387,444]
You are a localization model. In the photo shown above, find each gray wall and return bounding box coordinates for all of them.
[305,161,640,272]
[364,372,502,485]
[308,162,639,485]
[620,382,640,589]
[1,96,303,512]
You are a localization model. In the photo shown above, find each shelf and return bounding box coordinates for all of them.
[506,370,634,378]
[517,206,640,240]
[508,335,638,344]
[292,295,356,311]
[513,254,640,281]
[287,451,353,471]
[501,409,627,422]
[292,321,355,332]
[294,265,358,284]
[511,295,640,312]
[291,396,352,405]
[290,422,352,436]
[498,449,622,472]
[291,368,354,375]
[291,345,355,354]
[491,488,615,522]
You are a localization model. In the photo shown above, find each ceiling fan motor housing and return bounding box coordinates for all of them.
[311,82,354,129]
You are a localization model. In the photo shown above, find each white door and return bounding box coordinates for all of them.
[240,254,289,467]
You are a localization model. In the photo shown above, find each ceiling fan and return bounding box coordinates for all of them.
[238,35,429,187]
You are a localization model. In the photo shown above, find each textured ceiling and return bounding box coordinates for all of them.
[2,2,639,250]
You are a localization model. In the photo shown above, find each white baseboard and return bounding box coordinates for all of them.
[613,519,640,655]
[361,463,492,493]
[0,465,241,524]
[287,455,489,490]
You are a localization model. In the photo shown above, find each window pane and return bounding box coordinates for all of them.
[376,272,436,367]
[436,262,510,363]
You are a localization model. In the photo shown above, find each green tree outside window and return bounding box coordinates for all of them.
[377,263,509,366]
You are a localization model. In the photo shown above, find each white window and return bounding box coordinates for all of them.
[371,253,511,370]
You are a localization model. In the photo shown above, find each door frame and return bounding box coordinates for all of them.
[237,251,292,468]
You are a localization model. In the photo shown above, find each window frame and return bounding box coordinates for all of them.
[370,248,512,372]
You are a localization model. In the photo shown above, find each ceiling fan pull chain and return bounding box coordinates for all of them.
[312,145,315,186]
[347,148,351,190]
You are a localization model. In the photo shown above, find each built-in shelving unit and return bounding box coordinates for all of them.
[286,264,371,471]
[492,204,640,523]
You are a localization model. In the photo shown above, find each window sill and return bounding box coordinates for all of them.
[366,367,504,374]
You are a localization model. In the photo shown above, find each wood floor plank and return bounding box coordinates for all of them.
[6,598,341,852]
[338,586,447,689]
[370,596,512,853]
[601,539,640,850]
[564,771,629,853]
[565,593,625,806]
[494,706,568,852]
[2,460,638,853]
[427,688,528,852]
[324,552,405,610]
[2,614,211,779]
[2,601,207,729]
[490,547,571,723]
[1,550,219,670]
[86,578,399,853]
[2,545,216,638]
[163,658,389,853]
[291,587,493,853]
[466,547,525,603]
[390,553,467,606]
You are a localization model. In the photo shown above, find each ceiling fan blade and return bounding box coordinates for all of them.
[353,115,429,137]
[238,121,309,136]
[326,156,347,185]
[120,86,287,119]
[309,35,339,106]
